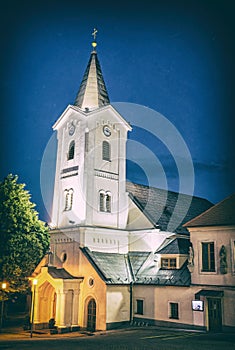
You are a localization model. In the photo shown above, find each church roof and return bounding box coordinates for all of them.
[74,51,110,110]
[47,266,81,280]
[81,246,191,286]
[184,193,235,227]
[81,248,131,284]
[126,182,213,234]
[134,261,191,286]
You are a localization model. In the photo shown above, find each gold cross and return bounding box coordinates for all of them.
[92,28,98,41]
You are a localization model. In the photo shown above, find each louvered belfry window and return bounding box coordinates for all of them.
[102,141,110,161]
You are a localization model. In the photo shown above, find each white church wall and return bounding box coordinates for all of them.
[83,227,129,253]
[129,230,172,252]
[106,285,130,326]
[126,198,154,230]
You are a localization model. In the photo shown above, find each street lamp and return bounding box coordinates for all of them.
[30,279,37,338]
[0,282,7,330]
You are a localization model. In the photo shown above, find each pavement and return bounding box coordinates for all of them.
[0,324,207,342]
[0,326,94,341]
[0,313,207,342]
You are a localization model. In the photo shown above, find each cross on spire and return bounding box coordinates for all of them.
[91,28,98,50]
[92,28,98,41]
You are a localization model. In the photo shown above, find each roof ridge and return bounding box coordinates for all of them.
[126,181,212,203]
[184,192,235,227]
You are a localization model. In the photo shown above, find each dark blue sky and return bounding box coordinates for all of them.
[0,0,235,221]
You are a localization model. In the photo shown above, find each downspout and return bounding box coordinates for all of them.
[129,281,133,324]
[117,128,120,228]
[126,254,135,324]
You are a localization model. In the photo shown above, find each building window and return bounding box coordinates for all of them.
[102,141,110,161]
[60,252,67,263]
[202,242,215,272]
[68,140,75,160]
[169,302,179,319]
[136,299,144,315]
[106,192,111,212]
[88,277,94,287]
[85,131,89,152]
[161,258,177,269]
[64,188,74,211]
[99,191,105,212]
[99,191,111,213]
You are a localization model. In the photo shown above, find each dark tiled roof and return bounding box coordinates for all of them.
[135,261,191,286]
[156,236,190,254]
[185,193,235,227]
[128,252,150,275]
[48,266,80,280]
[126,182,213,234]
[81,244,190,286]
[81,247,131,284]
[74,52,110,109]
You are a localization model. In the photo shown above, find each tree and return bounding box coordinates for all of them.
[0,174,49,300]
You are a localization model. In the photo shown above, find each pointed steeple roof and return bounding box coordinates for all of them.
[74,31,110,110]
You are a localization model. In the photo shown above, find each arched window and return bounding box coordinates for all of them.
[106,192,111,213]
[68,141,75,160]
[102,141,110,161]
[99,191,111,213]
[99,191,105,212]
[64,188,74,211]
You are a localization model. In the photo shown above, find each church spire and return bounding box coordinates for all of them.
[74,29,110,111]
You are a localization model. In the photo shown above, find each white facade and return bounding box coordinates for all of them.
[51,104,131,230]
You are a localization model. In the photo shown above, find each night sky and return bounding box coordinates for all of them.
[0,0,235,222]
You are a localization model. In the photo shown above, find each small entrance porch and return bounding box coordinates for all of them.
[30,266,83,332]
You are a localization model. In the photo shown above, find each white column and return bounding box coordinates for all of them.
[72,288,80,326]
[56,291,66,327]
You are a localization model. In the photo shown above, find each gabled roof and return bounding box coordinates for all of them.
[74,51,110,110]
[185,193,235,227]
[126,182,213,234]
[81,240,190,287]
[81,247,131,284]
[155,236,190,254]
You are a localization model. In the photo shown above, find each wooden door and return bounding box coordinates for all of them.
[87,299,96,331]
[208,298,222,332]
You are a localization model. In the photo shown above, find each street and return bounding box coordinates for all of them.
[0,328,235,350]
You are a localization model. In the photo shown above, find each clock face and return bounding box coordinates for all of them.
[103,125,111,137]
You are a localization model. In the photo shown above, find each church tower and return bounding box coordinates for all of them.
[51,32,132,231]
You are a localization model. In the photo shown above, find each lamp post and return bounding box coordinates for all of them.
[0,282,7,330]
[30,279,37,338]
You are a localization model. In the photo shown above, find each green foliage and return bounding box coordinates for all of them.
[0,174,49,299]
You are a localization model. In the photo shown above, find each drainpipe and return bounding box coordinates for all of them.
[129,281,133,324]
[126,254,135,325]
